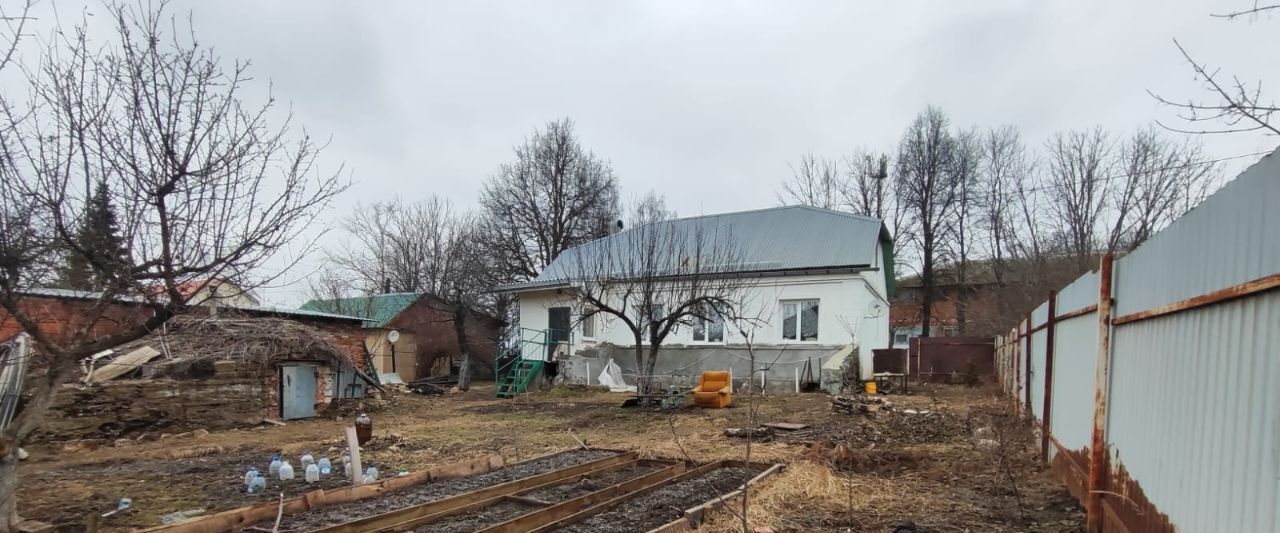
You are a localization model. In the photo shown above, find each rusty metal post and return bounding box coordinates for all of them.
[1023,311,1033,413]
[1087,253,1114,533]
[1041,289,1057,462]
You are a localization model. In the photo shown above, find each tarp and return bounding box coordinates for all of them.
[597,359,636,393]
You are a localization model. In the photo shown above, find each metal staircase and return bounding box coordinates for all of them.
[493,327,570,398]
[495,358,544,398]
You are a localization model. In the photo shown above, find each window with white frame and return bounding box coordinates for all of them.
[692,315,725,343]
[581,312,596,339]
[781,300,820,341]
[894,331,910,345]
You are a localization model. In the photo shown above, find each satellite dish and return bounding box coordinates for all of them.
[387,330,401,344]
[867,302,886,318]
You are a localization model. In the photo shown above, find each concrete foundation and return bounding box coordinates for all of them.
[560,342,858,393]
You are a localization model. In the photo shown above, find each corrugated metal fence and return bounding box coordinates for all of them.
[995,149,1280,533]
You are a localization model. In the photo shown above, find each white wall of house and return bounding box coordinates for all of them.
[514,268,890,380]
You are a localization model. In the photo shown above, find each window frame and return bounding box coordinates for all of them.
[691,315,726,344]
[780,299,820,343]
[580,311,596,340]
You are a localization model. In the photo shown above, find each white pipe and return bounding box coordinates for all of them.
[794,367,799,393]
[586,362,591,386]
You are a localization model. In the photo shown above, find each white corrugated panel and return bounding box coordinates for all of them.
[1028,327,1048,420]
[1113,152,1280,316]
[1108,289,1280,532]
[1102,148,1280,531]
[1049,273,1099,453]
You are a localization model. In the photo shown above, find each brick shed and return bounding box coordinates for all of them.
[300,293,504,382]
[0,288,374,370]
[38,317,379,440]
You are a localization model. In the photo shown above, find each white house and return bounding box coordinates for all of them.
[495,205,894,392]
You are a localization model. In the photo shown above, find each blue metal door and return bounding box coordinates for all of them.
[281,365,317,420]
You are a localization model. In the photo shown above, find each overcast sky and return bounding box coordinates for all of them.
[17,0,1280,305]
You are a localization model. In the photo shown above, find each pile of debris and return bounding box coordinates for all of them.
[831,394,892,415]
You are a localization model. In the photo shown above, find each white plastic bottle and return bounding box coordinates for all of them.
[342,453,352,478]
[248,472,267,493]
[305,462,320,483]
[364,465,379,482]
[301,450,315,469]
[318,456,332,475]
[268,455,282,477]
[244,467,258,488]
[278,460,295,481]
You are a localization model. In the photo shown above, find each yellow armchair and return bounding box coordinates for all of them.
[692,370,733,408]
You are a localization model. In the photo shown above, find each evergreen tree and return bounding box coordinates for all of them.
[58,181,130,291]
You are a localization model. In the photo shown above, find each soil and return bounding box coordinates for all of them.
[556,467,755,533]
[522,462,664,502]
[279,449,616,530]
[412,501,539,532]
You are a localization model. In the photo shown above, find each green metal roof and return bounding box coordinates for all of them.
[298,292,424,328]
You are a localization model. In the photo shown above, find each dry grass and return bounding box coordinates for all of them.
[20,383,1082,532]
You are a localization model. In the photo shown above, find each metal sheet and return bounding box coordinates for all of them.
[1028,328,1047,420]
[1108,289,1280,533]
[1048,273,1099,453]
[1113,151,1280,316]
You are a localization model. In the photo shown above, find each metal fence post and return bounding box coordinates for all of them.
[1024,311,1033,413]
[1041,289,1057,462]
[1087,253,1115,533]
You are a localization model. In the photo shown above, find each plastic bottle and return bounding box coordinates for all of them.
[268,454,282,477]
[398,468,408,477]
[318,456,332,475]
[301,450,315,469]
[305,462,320,483]
[366,465,379,481]
[278,460,295,481]
[244,467,259,489]
[355,413,373,445]
[248,472,267,493]
[342,453,352,478]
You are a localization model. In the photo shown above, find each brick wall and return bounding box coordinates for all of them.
[384,302,502,377]
[0,295,152,350]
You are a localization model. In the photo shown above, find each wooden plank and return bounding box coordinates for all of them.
[313,452,636,533]
[86,346,161,383]
[346,427,363,487]
[138,453,506,533]
[524,461,726,533]
[480,462,688,533]
[761,422,808,431]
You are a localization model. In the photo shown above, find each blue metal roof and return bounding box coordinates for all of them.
[497,205,890,292]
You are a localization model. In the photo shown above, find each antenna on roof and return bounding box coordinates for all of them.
[613,219,624,234]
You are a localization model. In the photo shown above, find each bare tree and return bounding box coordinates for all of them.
[1043,128,1112,269]
[844,150,914,267]
[947,130,981,334]
[0,4,346,527]
[478,118,620,282]
[566,205,752,397]
[626,190,675,228]
[977,126,1028,288]
[327,197,457,295]
[437,215,508,391]
[1111,129,1219,250]
[778,153,844,209]
[895,106,964,337]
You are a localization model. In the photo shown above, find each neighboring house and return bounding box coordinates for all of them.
[299,292,504,383]
[495,205,894,391]
[147,277,260,307]
[890,256,1087,347]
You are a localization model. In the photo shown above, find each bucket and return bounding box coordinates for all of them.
[863,381,877,395]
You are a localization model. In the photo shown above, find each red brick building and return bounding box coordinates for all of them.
[300,293,504,382]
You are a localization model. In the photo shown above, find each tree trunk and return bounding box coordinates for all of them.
[644,345,660,395]
[921,244,935,338]
[452,305,472,392]
[633,341,649,397]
